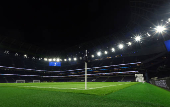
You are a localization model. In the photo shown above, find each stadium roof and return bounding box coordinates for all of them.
[0,0,168,57]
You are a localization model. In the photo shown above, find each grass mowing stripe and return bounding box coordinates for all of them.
[0,82,169,107]
[16,82,138,94]
[0,82,138,95]
[105,83,170,107]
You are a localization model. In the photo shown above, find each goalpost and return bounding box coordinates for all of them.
[33,80,41,83]
[16,80,25,83]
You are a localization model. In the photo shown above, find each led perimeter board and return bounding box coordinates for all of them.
[49,62,61,66]
[164,39,170,52]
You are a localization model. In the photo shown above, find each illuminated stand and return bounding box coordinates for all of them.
[84,50,88,89]
[135,74,145,83]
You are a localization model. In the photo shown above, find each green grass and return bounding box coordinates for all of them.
[0,82,170,107]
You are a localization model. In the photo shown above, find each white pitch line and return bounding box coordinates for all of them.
[19,84,128,90]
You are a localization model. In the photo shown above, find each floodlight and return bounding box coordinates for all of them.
[24,54,27,58]
[56,58,60,62]
[97,52,101,56]
[118,44,124,49]
[147,32,151,37]
[104,51,108,54]
[155,26,166,33]
[68,58,71,61]
[168,18,170,22]
[15,53,18,56]
[111,48,115,52]
[127,42,132,46]
[32,57,35,59]
[74,58,77,61]
[48,59,52,62]
[91,55,94,58]
[64,59,67,61]
[44,58,47,61]
[135,36,141,42]
[80,57,82,60]
[53,58,56,61]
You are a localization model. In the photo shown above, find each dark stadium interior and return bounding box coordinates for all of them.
[0,0,170,106]
[0,0,169,83]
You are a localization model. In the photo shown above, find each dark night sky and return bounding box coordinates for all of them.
[0,0,130,51]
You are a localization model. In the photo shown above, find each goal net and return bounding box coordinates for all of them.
[33,80,40,83]
[135,74,145,83]
[16,80,25,83]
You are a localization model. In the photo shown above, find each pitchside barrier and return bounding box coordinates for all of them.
[150,77,170,91]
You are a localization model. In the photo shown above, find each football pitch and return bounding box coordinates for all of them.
[0,82,170,107]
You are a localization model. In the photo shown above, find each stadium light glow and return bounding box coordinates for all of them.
[80,57,82,60]
[97,52,101,56]
[68,58,71,61]
[24,54,27,58]
[48,59,52,62]
[118,44,124,49]
[44,58,47,61]
[104,51,108,54]
[53,58,56,61]
[74,58,77,61]
[135,36,141,42]
[64,59,67,61]
[127,42,132,46]
[56,58,60,62]
[15,53,18,56]
[147,32,151,37]
[155,26,166,33]
[168,18,170,22]
[91,55,94,58]
[111,48,115,52]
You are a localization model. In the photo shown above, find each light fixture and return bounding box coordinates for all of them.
[91,55,94,58]
[155,26,166,33]
[118,44,124,49]
[64,59,67,61]
[48,59,52,62]
[147,32,151,37]
[135,36,141,42]
[53,58,56,61]
[111,48,115,52]
[127,42,132,46]
[80,57,82,60]
[56,58,60,62]
[68,58,71,61]
[74,58,77,61]
[97,52,101,56]
[44,58,47,61]
[15,53,18,56]
[104,51,108,54]
[24,54,27,58]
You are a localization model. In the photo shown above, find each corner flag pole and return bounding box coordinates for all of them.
[85,50,87,90]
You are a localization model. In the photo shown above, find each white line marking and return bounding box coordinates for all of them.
[19,84,129,90]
